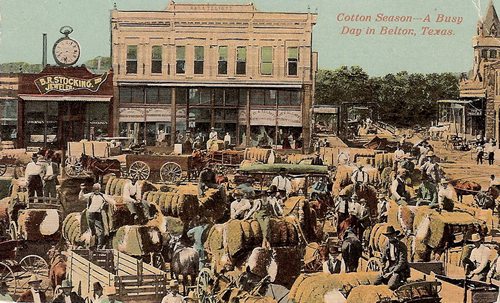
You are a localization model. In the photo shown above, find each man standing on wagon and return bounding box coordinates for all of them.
[25,154,44,200]
[271,168,292,197]
[79,183,111,249]
[43,155,60,199]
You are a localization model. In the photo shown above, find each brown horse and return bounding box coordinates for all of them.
[337,215,359,241]
[47,244,67,290]
[449,180,481,202]
[38,149,62,164]
[80,154,121,182]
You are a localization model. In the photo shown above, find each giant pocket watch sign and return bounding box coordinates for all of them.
[53,26,80,66]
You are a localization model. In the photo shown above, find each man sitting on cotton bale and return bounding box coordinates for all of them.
[463,233,491,282]
[245,187,283,248]
[323,245,345,274]
[123,176,151,223]
[198,163,218,197]
[230,191,252,220]
[377,190,389,223]
[374,226,410,290]
[161,280,183,303]
[271,168,292,197]
[79,183,112,249]
[436,179,454,212]
[416,173,438,206]
[390,168,409,204]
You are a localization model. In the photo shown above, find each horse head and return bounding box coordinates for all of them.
[245,247,278,282]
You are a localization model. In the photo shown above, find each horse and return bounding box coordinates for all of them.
[341,230,362,273]
[337,215,359,241]
[449,180,481,202]
[79,154,121,183]
[168,236,199,291]
[38,148,62,164]
[47,242,68,290]
[474,191,496,210]
[428,124,450,140]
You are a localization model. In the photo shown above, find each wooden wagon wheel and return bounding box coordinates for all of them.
[18,255,50,292]
[64,157,83,178]
[0,164,7,176]
[365,257,382,272]
[0,262,17,294]
[9,222,18,240]
[160,162,182,183]
[196,268,217,303]
[128,161,150,180]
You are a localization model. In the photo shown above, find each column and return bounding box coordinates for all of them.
[246,90,251,147]
[171,88,176,146]
[302,84,312,152]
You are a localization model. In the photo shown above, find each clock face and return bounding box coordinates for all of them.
[53,37,80,66]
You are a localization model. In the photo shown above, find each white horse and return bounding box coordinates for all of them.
[428,123,450,140]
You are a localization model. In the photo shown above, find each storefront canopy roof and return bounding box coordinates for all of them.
[437,100,473,104]
[19,94,112,102]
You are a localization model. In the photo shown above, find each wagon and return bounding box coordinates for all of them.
[0,156,19,177]
[125,153,202,183]
[433,274,498,303]
[64,141,113,178]
[67,249,168,303]
[0,239,51,296]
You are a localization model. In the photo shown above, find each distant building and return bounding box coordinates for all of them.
[459,0,500,143]
[0,73,19,145]
[111,1,317,149]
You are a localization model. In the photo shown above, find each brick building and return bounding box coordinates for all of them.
[111,1,317,149]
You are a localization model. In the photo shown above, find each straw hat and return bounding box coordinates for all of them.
[184,291,199,301]
[28,275,42,284]
[426,151,435,157]
[169,280,179,289]
[468,233,482,243]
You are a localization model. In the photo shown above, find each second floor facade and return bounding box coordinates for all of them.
[111,2,317,86]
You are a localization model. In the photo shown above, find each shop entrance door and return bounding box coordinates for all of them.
[59,103,86,148]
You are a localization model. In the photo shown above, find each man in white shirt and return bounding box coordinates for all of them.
[122,177,150,223]
[463,233,491,281]
[160,280,183,303]
[230,191,252,220]
[271,168,292,196]
[25,155,44,200]
[17,275,46,303]
[393,145,405,163]
[224,132,231,149]
[437,179,454,212]
[79,183,110,248]
[206,127,218,150]
[351,165,369,190]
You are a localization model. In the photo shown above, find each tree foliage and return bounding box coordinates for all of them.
[315,66,459,127]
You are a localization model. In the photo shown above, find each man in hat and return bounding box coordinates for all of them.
[79,183,112,248]
[310,178,328,200]
[224,132,231,149]
[91,282,104,303]
[476,144,485,165]
[187,216,211,270]
[463,233,491,282]
[341,228,363,273]
[351,165,369,190]
[17,275,47,303]
[420,151,441,183]
[436,179,454,212]
[183,291,198,303]
[352,198,370,240]
[25,154,44,200]
[230,191,252,220]
[374,226,410,290]
[0,280,13,303]
[43,155,60,199]
[101,286,123,303]
[311,152,323,166]
[390,168,409,204]
[335,192,351,229]
[323,245,345,274]
[245,188,283,248]
[416,173,438,206]
[271,168,292,196]
[123,176,151,224]
[51,280,85,303]
[377,190,389,223]
[161,280,183,303]
[206,127,218,150]
[198,163,218,197]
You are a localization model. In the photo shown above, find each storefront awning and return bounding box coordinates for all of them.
[18,94,112,102]
[437,100,473,104]
[117,81,303,88]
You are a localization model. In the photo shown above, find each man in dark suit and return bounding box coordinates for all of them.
[52,280,85,303]
[17,275,47,303]
[43,155,60,199]
[374,226,410,290]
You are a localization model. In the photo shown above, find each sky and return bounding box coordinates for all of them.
[0,0,493,76]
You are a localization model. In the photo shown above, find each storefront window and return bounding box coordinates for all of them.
[87,103,109,139]
[189,89,200,105]
[290,90,301,106]
[250,89,266,105]
[236,47,247,75]
[132,87,144,103]
[146,87,159,104]
[0,100,17,141]
[176,88,187,105]
[158,88,171,104]
[250,125,275,147]
[226,89,239,106]
[194,46,204,75]
[120,87,133,103]
[24,102,59,146]
[287,47,298,76]
[200,88,211,105]
[214,89,224,106]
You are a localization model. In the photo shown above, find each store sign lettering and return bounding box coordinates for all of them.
[35,73,108,94]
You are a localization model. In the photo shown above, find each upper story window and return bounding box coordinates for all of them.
[236,47,247,75]
[287,47,298,76]
[481,49,489,59]
[261,46,273,76]
[120,86,171,105]
[176,46,186,74]
[151,46,162,74]
[218,46,228,75]
[490,50,497,59]
[126,45,138,74]
[194,46,204,75]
